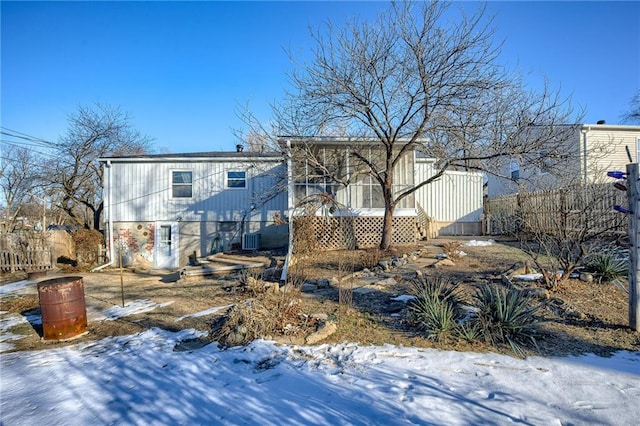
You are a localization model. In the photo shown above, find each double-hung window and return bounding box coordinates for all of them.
[227,171,246,189]
[172,170,193,198]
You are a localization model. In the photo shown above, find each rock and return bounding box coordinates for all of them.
[565,309,585,320]
[579,273,594,283]
[353,287,376,294]
[301,282,318,293]
[391,257,405,267]
[434,258,455,267]
[524,287,550,300]
[377,277,398,286]
[262,267,280,281]
[310,313,329,321]
[327,277,339,287]
[379,260,390,271]
[305,321,337,344]
[384,301,406,314]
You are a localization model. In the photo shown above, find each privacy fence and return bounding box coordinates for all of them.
[0,231,74,273]
[484,183,628,237]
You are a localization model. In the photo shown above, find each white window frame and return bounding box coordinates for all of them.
[171,170,193,199]
[226,170,247,189]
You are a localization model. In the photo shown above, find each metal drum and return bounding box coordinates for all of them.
[37,276,88,341]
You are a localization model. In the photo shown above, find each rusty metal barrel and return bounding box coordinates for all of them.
[37,276,87,341]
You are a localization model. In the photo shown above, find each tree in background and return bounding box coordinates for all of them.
[51,104,153,230]
[0,145,46,232]
[622,90,640,124]
[250,1,578,250]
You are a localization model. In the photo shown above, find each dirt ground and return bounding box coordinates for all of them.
[1,237,639,356]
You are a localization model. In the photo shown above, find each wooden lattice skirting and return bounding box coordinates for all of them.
[293,216,417,250]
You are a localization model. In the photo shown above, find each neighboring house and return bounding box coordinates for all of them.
[99,151,288,269]
[100,138,484,268]
[487,123,640,198]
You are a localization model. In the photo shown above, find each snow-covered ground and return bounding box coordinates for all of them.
[1,278,639,425]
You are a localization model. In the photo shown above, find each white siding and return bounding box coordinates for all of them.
[107,160,287,223]
[414,160,484,223]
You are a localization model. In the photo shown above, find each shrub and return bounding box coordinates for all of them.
[407,276,466,342]
[471,284,541,356]
[214,287,315,347]
[456,320,482,342]
[361,248,382,269]
[442,241,463,261]
[72,229,104,267]
[587,252,627,283]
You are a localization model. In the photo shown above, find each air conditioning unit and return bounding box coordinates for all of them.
[242,233,261,251]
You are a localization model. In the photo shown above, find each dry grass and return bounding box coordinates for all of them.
[2,238,639,357]
[214,287,318,347]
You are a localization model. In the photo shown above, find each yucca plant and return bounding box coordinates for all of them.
[471,284,541,356]
[456,320,482,342]
[588,252,628,284]
[407,276,466,342]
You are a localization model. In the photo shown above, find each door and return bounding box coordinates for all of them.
[155,222,179,269]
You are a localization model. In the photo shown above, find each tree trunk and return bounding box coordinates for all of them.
[380,183,395,250]
[93,202,103,231]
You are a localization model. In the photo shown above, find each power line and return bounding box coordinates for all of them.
[0,127,58,147]
[0,139,59,159]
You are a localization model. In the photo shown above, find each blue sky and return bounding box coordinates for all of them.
[1,1,639,153]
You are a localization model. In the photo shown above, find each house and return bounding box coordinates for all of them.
[99,150,288,269]
[100,138,484,268]
[486,123,640,198]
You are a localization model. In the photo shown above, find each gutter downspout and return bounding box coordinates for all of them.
[581,126,590,184]
[281,139,294,282]
[92,160,115,272]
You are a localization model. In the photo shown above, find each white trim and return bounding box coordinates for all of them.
[154,221,179,269]
[225,170,247,190]
[170,169,193,199]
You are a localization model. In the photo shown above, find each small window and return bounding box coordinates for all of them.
[172,171,193,198]
[510,161,520,181]
[227,171,246,188]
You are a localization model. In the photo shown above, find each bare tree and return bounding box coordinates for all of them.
[50,104,153,230]
[621,90,640,124]
[267,0,578,250]
[0,145,46,232]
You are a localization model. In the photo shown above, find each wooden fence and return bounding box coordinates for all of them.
[484,183,627,237]
[0,233,54,273]
[0,248,52,273]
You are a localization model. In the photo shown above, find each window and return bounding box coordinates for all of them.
[510,161,520,181]
[172,170,192,198]
[227,171,246,188]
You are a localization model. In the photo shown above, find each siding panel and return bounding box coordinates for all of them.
[414,160,483,223]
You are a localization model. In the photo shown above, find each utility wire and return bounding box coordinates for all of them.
[0,127,58,147]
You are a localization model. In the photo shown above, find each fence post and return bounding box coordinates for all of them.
[626,163,640,332]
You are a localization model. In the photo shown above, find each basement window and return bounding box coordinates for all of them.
[172,170,193,198]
